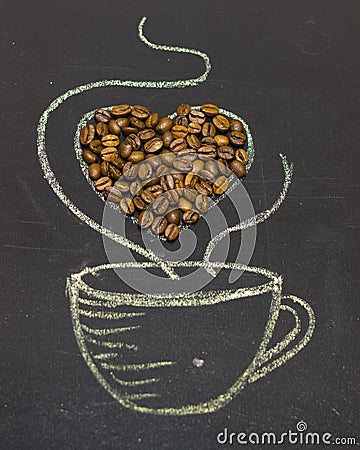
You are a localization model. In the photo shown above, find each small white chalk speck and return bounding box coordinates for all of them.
[192,357,204,368]
[167,58,170,61]
[49,81,53,85]
[12,42,15,45]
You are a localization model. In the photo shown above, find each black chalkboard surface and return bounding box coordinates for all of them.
[1,0,359,448]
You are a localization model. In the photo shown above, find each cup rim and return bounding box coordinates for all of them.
[69,261,282,308]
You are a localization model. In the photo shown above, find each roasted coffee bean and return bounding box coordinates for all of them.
[152,196,170,216]
[96,122,108,137]
[185,173,198,188]
[109,165,122,180]
[195,180,212,195]
[187,122,202,134]
[218,159,231,175]
[130,181,142,197]
[100,147,117,162]
[198,169,216,183]
[138,210,154,228]
[183,210,199,224]
[166,190,181,205]
[152,216,168,235]
[217,146,235,160]
[201,137,216,147]
[229,130,247,147]
[94,108,111,123]
[156,117,173,134]
[155,164,169,177]
[119,197,135,215]
[174,116,188,127]
[230,119,244,132]
[189,109,206,125]
[161,174,175,191]
[101,161,110,177]
[145,113,159,128]
[134,196,147,211]
[115,117,129,128]
[214,134,230,147]
[132,105,150,120]
[111,156,125,170]
[166,209,180,225]
[125,133,141,151]
[106,185,123,202]
[176,148,197,161]
[162,130,174,148]
[101,134,120,147]
[170,138,187,153]
[177,103,191,116]
[107,119,121,135]
[235,148,249,165]
[175,180,184,192]
[128,151,145,165]
[230,160,246,178]
[172,125,188,139]
[213,114,230,132]
[205,160,219,176]
[129,116,146,131]
[164,223,179,241]
[161,152,176,166]
[198,146,217,159]
[138,128,156,142]
[114,180,130,192]
[144,137,163,153]
[173,173,185,182]
[123,163,138,180]
[89,140,104,154]
[195,194,209,213]
[183,188,197,203]
[200,103,219,117]
[173,159,193,172]
[147,184,163,197]
[213,175,229,195]
[186,134,201,149]
[82,150,98,164]
[191,159,204,174]
[88,163,101,180]
[122,126,138,135]
[178,198,192,211]
[112,104,131,117]
[120,142,133,159]
[141,189,156,204]
[138,162,153,180]
[95,176,112,191]
[80,124,95,145]
[202,122,216,138]
[147,156,162,170]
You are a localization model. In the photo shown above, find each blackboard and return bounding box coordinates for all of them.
[1,0,359,448]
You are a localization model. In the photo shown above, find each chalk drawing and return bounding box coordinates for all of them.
[37,16,316,415]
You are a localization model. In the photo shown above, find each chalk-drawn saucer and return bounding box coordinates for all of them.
[67,261,315,415]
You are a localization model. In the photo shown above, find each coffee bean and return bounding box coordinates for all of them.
[195,180,212,195]
[185,173,198,188]
[191,159,204,174]
[183,210,199,224]
[88,163,101,180]
[119,197,135,215]
[100,147,117,162]
[123,163,138,180]
[195,194,209,213]
[101,134,120,147]
[162,130,174,148]
[112,104,131,117]
[94,108,111,123]
[96,122,108,137]
[188,122,202,134]
[138,162,153,180]
[183,188,197,203]
[146,184,163,197]
[125,134,141,151]
[217,159,231,176]
[164,223,179,241]
[114,179,130,192]
[80,124,95,145]
[107,120,121,135]
[151,216,168,235]
[109,165,121,180]
[165,190,180,205]
[174,116,187,127]
[130,181,142,197]
[178,198,192,211]
[235,148,249,165]
[95,176,112,191]
[101,161,110,177]
[156,117,173,134]
[134,196,147,211]
[132,105,150,120]
[189,109,206,125]
[138,210,154,228]
[202,122,216,138]
[160,174,175,191]
[144,137,163,153]
[200,103,219,117]
[122,126,138,135]
[128,151,145,164]
[205,160,219,176]
[120,142,133,159]
[89,140,104,154]
[147,156,162,170]
[82,150,98,164]
[230,119,244,132]
[166,209,180,224]
[186,134,201,149]
[106,185,123,202]
[115,117,129,129]
[156,164,169,177]
[145,113,159,128]
[173,159,193,172]
[129,117,146,131]
[214,134,229,147]
[213,175,229,195]
[201,136,216,147]
[173,173,185,182]
[172,125,188,139]
[217,146,235,160]
[141,189,156,204]
[138,128,156,142]
[177,103,191,116]
[198,146,217,159]
[152,196,170,216]
[161,152,176,166]
[213,115,230,132]
[170,138,187,153]
[229,130,246,147]
[198,169,216,183]
[230,160,246,178]
[111,156,125,171]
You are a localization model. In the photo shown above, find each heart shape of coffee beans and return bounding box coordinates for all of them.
[78,103,253,242]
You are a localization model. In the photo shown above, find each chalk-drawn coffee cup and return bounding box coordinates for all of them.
[67,261,315,415]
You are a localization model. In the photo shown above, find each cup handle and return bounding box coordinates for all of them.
[248,295,316,384]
